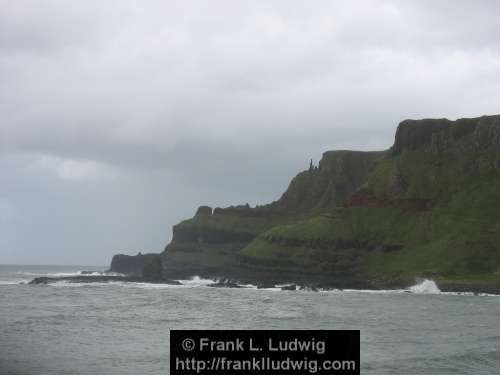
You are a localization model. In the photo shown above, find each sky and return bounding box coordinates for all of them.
[1,0,500,265]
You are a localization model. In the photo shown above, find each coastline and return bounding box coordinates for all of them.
[23,272,500,295]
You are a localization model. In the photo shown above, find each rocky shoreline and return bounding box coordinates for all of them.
[26,274,500,295]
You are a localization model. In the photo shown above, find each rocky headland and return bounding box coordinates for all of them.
[107,115,500,294]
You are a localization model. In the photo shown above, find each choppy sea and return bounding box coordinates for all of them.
[1,264,499,375]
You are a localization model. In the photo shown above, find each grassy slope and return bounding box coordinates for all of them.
[240,150,500,286]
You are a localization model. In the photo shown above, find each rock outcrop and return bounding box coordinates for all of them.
[109,253,161,278]
[28,275,181,285]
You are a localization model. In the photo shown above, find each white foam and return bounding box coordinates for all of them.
[122,282,185,289]
[0,280,30,285]
[176,276,217,287]
[51,280,105,287]
[330,279,498,296]
[340,288,407,294]
[84,271,125,277]
[15,270,121,277]
[409,279,441,294]
[236,283,258,289]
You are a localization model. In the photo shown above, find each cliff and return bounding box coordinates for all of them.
[110,114,500,291]
[159,150,384,282]
[392,115,500,155]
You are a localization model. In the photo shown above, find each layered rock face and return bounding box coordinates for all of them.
[392,115,500,154]
[161,205,290,280]
[111,115,500,291]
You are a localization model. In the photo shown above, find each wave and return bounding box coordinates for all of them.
[334,279,442,295]
[406,279,497,296]
[0,279,30,285]
[336,279,498,296]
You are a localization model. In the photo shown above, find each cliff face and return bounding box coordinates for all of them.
[112,114,500,290]
[270,150,385,213]
[392,115,500,154]
[159,150,383,281]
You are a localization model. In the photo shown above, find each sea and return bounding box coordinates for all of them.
[0,264,499,375]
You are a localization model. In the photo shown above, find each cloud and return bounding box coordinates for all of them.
[1,0,500,264]
[35,155,119,182]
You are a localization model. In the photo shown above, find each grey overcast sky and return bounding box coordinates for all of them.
[1,1,500,265]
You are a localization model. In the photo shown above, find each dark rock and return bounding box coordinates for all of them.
[109,253,160,277]
[257,283,276,289]
[207,279,243,288]
[28,275,182,285]
[142,256,163,281]
[281,284,297,291]
[195,206,213,216]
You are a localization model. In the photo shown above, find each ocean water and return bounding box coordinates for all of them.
[1,265,499,375]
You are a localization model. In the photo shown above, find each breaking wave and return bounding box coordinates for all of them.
[408,279,441,294]
[177,276,217,287]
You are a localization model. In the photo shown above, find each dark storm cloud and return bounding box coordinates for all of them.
[1,0,500,264]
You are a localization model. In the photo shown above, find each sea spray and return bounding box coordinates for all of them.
[409,279,441,294]
[178,276,217,287]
